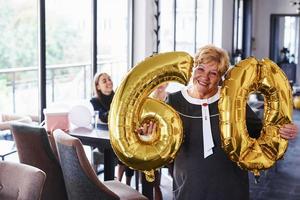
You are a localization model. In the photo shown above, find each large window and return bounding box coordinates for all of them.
[160,0,214,92]
[160,0,175,52]
[196,0,212,49]
[160,0,213,55]
[232,0,253,61]
[0,0,38,115]
[0,0,132,117]
[232,0,244,63]
[46,0,92,104]
[175,0,196,54]
[97,0,132,88]
[283,16,299,63]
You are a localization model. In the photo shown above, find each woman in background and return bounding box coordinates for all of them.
[90,72,114,124]
[90,72,134,186]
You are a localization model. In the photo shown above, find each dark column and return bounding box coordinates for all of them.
[38,0,46,122]
[92,0,97,76]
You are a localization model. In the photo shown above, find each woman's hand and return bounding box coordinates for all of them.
[279,123,298,140]
[135,121,157,136]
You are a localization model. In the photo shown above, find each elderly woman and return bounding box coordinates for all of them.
[141,44,298,200]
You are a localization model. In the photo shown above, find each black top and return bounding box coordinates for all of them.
[168,90,262,200]
[90,92,114,123]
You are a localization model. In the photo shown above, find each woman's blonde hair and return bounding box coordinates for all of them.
[194,44,230,76]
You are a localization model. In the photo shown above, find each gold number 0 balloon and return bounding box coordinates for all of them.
[218,57,293,176]
[108,52,194,181]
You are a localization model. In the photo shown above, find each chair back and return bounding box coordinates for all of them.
[10,123,68,200]
[53,129,119,200]
[0,161,46,200]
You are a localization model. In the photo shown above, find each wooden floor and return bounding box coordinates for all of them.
[249,109,300,200]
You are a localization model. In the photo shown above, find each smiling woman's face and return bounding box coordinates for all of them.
[96,73,113,95]
[191,61,221,98]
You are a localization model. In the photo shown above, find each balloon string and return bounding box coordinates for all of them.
[177,112,219,119]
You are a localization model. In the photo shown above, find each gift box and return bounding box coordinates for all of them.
[43,109,69,132]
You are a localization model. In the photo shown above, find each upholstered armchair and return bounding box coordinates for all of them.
[53,129,148,200]
[0,161,46,200]
[10,123,68,200]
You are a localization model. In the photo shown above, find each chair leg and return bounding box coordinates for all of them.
[117,164,126,182]
[91,147,97,173]
[135,170,139,191]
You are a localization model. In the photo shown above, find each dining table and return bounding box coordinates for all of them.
[0,140,17,160]
[69,126,115,181]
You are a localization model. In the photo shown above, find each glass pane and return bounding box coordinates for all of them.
[97,0,131,87]
[0,0,38,115]
[237,0,244,50]
[284,16,299,63]
[196,0,211,48]
[175,0,195,55]
[160,0,175,52]
[46,0,92,104]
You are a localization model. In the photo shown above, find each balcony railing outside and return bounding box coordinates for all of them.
[0,59,127,116]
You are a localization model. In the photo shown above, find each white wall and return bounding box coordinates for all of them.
[253,0,299,84]
[252,0,296,58]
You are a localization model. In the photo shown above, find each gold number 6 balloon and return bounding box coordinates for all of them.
[108,52,194,181]
[218,57,293,177]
